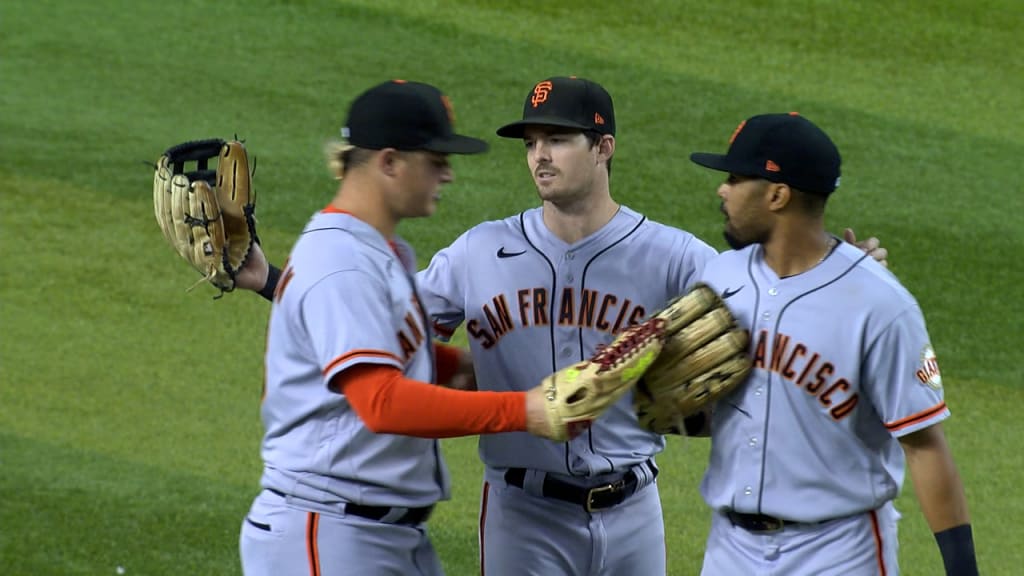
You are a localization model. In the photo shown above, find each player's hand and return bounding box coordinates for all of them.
[235,242,271,291]
[844,228,889,268]
[524,385,559,440]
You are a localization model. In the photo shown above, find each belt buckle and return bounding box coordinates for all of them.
[585,479,625,512]
[756,516,785,533]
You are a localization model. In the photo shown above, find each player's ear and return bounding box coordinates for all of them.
[597,135,615,165]
[766,182,792,211]
[376,148,402,177]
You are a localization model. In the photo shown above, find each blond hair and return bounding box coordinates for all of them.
[324,141,374,179]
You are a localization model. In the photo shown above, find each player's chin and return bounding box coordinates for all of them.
[723,229,751,250]
[406,199,438,218]
[534,184,560,202]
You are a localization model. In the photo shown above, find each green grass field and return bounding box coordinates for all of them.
[1,0,1021,574]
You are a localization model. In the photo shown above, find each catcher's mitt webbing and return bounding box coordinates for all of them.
[634,283,752,434]
[541,317,666,442]
[152,138,256,295]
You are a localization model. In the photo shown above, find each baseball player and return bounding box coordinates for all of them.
[239,80,587,576]
[415,76,715,575]
[236,78,891,575]
[689,113,978,575]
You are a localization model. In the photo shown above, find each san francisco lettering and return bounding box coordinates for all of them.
[468,288,646,349]
[752,329,859,421]
[397,299,426,361]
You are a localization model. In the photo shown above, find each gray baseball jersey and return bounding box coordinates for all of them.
[259,211,449,508]
[699,239,948,522]
[418,205,716,475]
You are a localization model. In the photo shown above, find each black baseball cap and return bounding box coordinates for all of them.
[496,76,615,138]
[690,113,841,196]
[341,80,488,155]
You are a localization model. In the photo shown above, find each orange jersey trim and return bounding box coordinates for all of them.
[323,349,402,377]
[321,205,398,253]
[306,512,321,576]
[869,509,887,576]
[885,401,947,433]
[335,364,526,437]
[320,205,354,215]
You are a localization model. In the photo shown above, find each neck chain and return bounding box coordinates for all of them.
[818,236,838,265]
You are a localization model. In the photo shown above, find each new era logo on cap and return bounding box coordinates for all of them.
[496,76,616,138]
[690,113,842,196]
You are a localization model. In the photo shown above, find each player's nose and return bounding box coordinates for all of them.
[717,182,729,199]
[531,140,552,161]
[440,165,454,183]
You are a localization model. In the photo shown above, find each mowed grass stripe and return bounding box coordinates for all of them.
[336,0,1023,142]
[0,174,267,486]
[0,432,250,575]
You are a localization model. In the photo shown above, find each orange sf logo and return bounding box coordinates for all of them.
[729,120,747,145]
[440,95,455,125]
[531,81,553,108]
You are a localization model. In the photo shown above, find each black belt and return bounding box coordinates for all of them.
[726,511,800,533]
[504,461,657,513]
[268,489,434,526]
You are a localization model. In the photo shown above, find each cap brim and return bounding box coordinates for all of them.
[689,152,739,173]
[496,117,591,138]
[423,134,489,155]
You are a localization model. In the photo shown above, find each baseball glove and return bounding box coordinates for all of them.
[634,283,752,435]
[152,139,257,295]
[540,317,667,442]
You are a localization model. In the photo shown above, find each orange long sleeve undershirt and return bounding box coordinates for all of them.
[333,363,526,438]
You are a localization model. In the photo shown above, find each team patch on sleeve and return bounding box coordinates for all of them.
[914,345,942,390]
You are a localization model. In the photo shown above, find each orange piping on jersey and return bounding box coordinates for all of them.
[275,265,295,302]
[869,509,887,576]
[885,401,947,432]
[306,512,321,576]
[321,205,400,254]
[335,364,526,438]
[434,343,463,385]
[322,349,403,376]
[479,482,490,576]
[320,205,355,215]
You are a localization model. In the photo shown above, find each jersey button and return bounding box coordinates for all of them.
[743,486,753,495]
[768,287,778,296]
[567,274,575,283]
[567,252,575,260]
[754,387,763,396]
[748,437,758,447]
[561,347,573,358]
[762,311,771,320]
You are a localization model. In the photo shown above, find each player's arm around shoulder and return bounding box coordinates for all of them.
[899,423,979,575]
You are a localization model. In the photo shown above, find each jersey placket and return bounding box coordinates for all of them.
[557,248,598,473]
[748,283,783,512]
[554,249,582,365]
